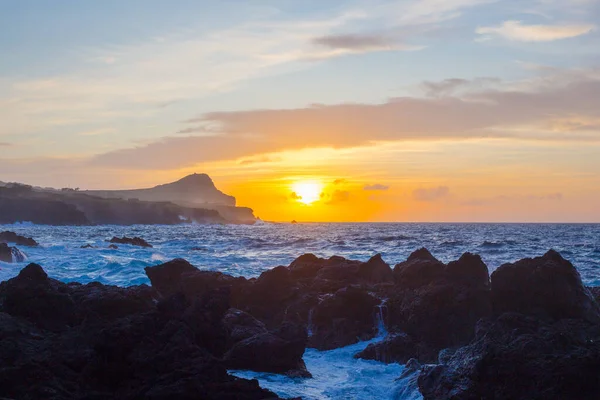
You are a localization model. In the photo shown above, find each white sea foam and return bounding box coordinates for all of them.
[0,222,598,398]
[230,336,419,400]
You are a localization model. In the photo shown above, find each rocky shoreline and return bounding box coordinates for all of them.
[0,246,599,399]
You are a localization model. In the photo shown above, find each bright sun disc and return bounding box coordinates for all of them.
[292,181,323,205]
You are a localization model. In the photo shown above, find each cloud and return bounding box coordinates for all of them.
[364,184,390,191]
[333,179,346,185]
[421,77,500,97]
[290,192,301,200]
[88,69,600,169]
[312,34,399,51]
[413,186,450,201]
[0,142,11,147]
[325,190,351,205]
[476,20,595,42]
[462,193,564,206]
[238,155,280,165]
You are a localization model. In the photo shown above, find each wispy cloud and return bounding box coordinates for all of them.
[364,184,390,191]
[0,142,11,147]
[312,33,404,52]
[88,68,600,169]
[413,186,450,202]
[477,20,595,42]
[325,189,351,205]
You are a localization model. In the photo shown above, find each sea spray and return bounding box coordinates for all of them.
[231,336,409,399]
[10,247,26,263]
[375,299,388,337]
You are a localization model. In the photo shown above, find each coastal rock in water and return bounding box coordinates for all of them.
[0,231,38,247]
[393,248,445,289]
[0,263,280,400]
[109,236,152,248]
[418,313,600,400]
[357,254,395,284]
[80,244,96,249]
[144,258,197,296]
[67,281,157,323]
[354,333,438,364]
[223,322,310,377]
[0,243,26,263]
[145,258,246,300]
[232,265,299,326]
[491,249,600,323]
[0,263,76,331]
[387,250,491,358]
[309,286,381,350]
[223,308,269,344]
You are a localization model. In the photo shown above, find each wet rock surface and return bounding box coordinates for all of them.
[0,248,598,400]
[416,250,600,400]
[0,231,38,247]
[0,263,280,400]
[0,243,26,263]
[109,236,153,248]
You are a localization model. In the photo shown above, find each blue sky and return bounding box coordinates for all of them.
[1,0,599,221]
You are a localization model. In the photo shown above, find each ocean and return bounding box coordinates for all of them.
[1,222,599,399]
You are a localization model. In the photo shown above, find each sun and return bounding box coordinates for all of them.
[291,180,323,205]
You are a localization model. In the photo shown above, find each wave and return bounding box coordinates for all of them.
[378,235,414,242]
[11,247,27,263]
[481,241,504,248]
[441,240,464,247]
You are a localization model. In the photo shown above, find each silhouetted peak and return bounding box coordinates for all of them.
[17,263,48,283]
[407,248,439,263]
[168,173,214,188]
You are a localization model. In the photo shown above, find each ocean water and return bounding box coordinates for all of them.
[1,222,599,400]
[1,222,599,286]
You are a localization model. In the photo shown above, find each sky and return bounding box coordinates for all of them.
[1,0,600,222]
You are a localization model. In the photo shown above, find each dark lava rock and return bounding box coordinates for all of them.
[491,249,600,323]
[309,286,381,350]
[145,258,197,296]
[108,244,118,249]
[145,258,246,300]
[232,266,300,327]
[393,248,445,289]
[109,236,152,248]
[0,263,76,331]
[0,263,281,400]
[0,243,10,262]
[224,322,310,377]
[0,243,26,263]
[588,287,600,304]
[67,281,156,323]
[354,333,438,364]
[418,313,600,400]
[357,254,394,284]
[0,231,38,247]
[223,308,269,344]
[80,244,96,249]
[387,250,491,359]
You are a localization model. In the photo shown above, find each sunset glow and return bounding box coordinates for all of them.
[291,181,324,205]
[1,1,599,222]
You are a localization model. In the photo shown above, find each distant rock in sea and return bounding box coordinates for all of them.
[0,231,38,247]
[109,236,153,248]
[0,243,26,263]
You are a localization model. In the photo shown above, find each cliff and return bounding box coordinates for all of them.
[85,173,256,224]
[0,176,254,225]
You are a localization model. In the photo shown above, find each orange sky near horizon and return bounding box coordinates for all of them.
[2,0,600,223]
[159,139,600,223]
